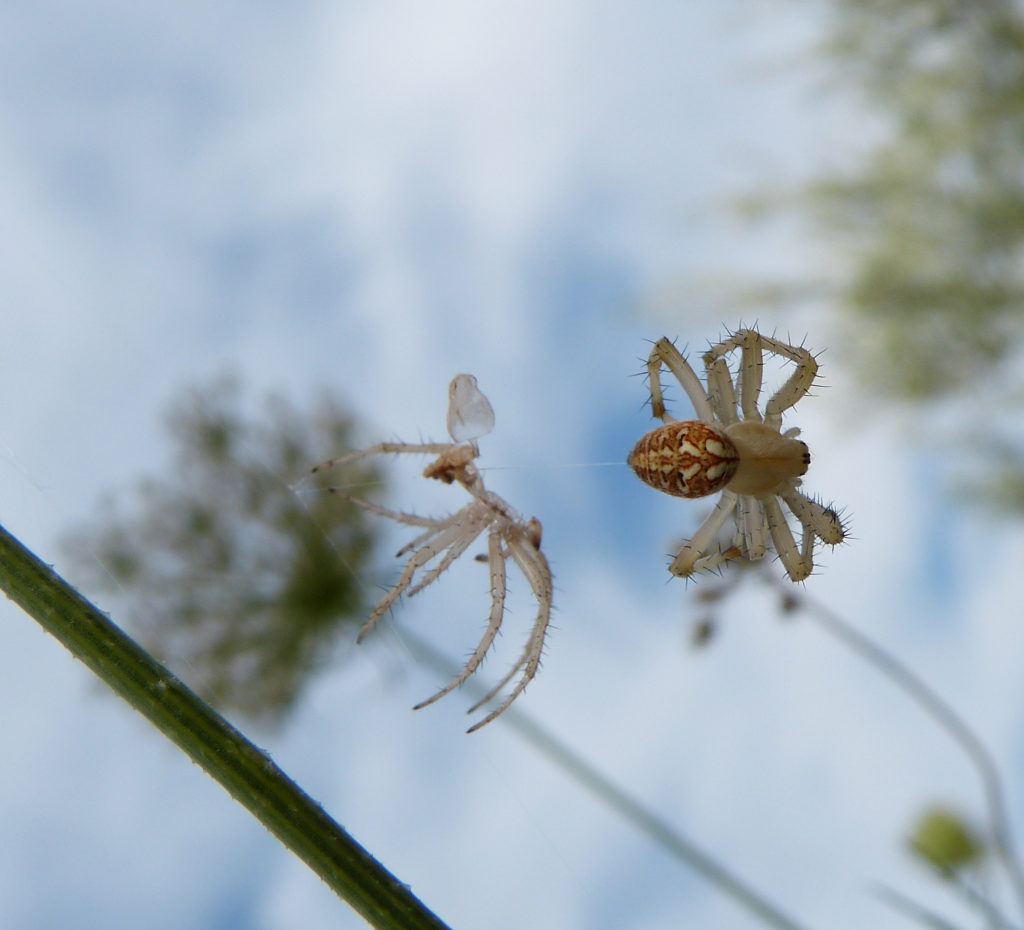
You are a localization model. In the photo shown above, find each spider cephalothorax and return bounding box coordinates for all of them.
[629,329,846,582]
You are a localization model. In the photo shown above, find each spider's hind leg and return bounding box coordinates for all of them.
[669,492,738,578]
[703,329,765,424]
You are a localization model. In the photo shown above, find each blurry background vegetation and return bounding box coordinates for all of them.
[727,0,1024,511]
[63,376,383,726]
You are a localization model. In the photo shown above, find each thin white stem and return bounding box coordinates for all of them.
[783,582,1024,922]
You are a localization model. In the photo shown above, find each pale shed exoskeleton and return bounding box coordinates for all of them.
[629,328,847,582]
[313,374,553,732]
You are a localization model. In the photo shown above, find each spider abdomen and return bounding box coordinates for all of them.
[628,421,739,499]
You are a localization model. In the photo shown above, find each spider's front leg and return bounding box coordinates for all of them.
[759,335,818,428]
[646,338,715,424]
[312,442,458,475]
[703,329,766,423]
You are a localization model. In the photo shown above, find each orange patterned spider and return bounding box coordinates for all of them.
[313,374,553,732]
[629,329,846,582]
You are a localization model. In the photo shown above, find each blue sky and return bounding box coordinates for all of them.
[2,2,1023,929]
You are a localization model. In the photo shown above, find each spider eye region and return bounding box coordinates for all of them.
[628,421,739,499]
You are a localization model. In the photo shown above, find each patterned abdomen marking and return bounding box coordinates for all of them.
[628,421,739,499]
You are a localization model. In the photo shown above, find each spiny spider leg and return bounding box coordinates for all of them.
[356,518,480,641]
[647,338,715,424]
[705,357,739,425]
[704,330,764,423]
[406,508,492,597]
[312,442,457,474]
[669,492,738,577]
[762,497,810,582]
[758,336,818,427]
[337,493,447,531]
[465,535,553,732]
[779,488,845,545]
[413,529,508,712]
[737,495,767,560]
[338,493,467,559]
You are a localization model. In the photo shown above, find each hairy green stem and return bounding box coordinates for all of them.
[0,522,449,930]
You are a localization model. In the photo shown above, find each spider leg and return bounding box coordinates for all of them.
[357,513,481,641]
[763,497,811,582]
[465,650,525,728]
[737,494,768,560]
[312,441,458,474]
[413,527,508,712]
[669,491,738,577]
[397,522,455,557]
[465,531,553,732]
[337,494,458,557]
[704,329,764,423]
[757,335,818,429]
[337,493,446,531]
[705,357,739,425]
[689,545,744,574]
[406,506,491,596]
[779,486,846,545]
[647,338,715,424]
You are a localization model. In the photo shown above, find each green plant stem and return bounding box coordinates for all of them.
[784,582,1024,924]
[402,628,815,930]
[0,522,449,930]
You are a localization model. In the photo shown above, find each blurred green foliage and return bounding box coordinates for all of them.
[727,0,1024,511]
[810,0,1024,400]
[64,375,383,725]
